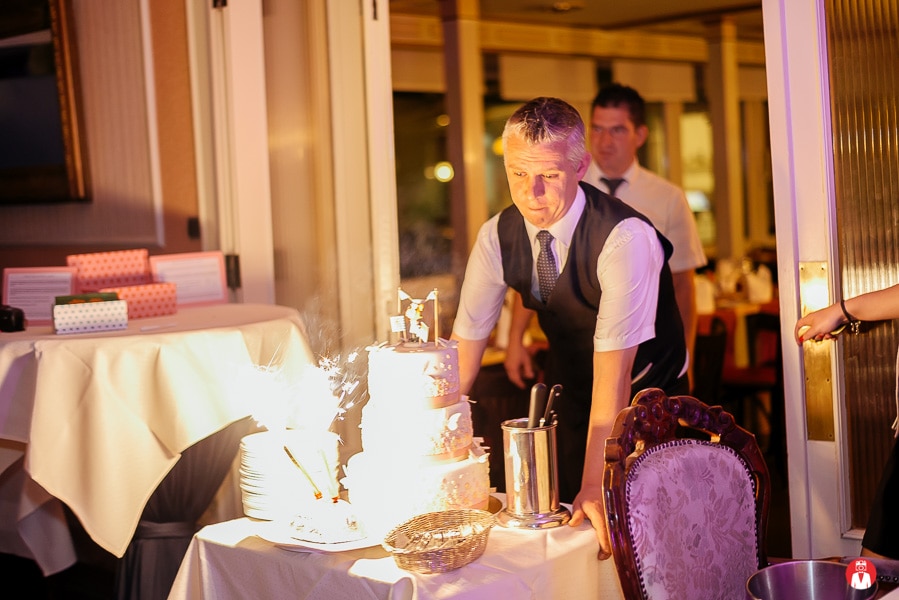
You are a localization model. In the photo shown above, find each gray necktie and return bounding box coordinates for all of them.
[536,230,558,302]
[601,177,626,197]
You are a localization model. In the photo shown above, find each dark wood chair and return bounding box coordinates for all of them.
[691,315,728,406]
[603,388,770,600]
[720,311,785,465]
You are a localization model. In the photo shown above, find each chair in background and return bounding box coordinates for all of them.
[720,311,785,466]
[603,388,770,600]
[691,315,728,406]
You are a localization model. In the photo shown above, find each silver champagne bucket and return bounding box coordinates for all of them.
[746,560,878,600]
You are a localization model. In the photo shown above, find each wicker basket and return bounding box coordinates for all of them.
[382,509,496,574]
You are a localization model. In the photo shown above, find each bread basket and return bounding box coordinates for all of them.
[381,509,496,573]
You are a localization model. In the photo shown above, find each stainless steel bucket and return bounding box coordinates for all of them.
[746,560,878,600]
[496,417,570,529]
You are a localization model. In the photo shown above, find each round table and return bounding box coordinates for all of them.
[0,303,314,577]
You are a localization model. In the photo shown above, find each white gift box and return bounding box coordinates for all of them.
[53,300,129,335]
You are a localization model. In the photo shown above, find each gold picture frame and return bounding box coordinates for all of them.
[0,0,89,203]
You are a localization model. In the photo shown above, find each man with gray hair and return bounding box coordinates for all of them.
[451,97,688,559]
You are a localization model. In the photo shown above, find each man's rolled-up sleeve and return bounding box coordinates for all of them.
[453,217,508,341]
[593,218,664,352]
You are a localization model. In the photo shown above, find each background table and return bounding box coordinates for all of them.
[699,296,780,369]
[169,507,625,600]
[0,303,314,577]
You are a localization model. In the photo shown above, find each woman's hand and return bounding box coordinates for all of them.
[794,303,845,343]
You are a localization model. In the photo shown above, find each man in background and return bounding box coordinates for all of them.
[504,84,707,390]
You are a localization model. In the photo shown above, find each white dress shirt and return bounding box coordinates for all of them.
[583,160,707,274]
[453,186,664,353]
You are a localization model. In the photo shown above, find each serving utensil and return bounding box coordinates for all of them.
[542,384,562,426]
[527,383,547,428]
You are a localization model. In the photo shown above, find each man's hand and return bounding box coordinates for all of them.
[503,338,534,389]
[569,484,611,560]
[503,293,536,388]
[570,348,635,561]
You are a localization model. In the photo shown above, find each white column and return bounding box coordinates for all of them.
[763,0,855,559]
[361,0,401,342]
[323,0,401,345]
[194,0,275,304]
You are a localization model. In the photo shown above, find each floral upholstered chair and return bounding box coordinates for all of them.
[603,388,770,600]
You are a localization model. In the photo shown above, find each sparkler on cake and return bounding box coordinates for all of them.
[240,348,367,543]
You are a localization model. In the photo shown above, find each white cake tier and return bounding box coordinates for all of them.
[366,340,460,408]
[360,398,474,460]
[239,429,340,521]
[343,442,490,539]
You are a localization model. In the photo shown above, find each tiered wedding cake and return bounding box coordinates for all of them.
[343,292,490,537]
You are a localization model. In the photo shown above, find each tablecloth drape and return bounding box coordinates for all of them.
[115,417,253,600]
[0,304,314,576]
[168,510,625,600]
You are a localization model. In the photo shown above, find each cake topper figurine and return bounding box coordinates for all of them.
[394,288,440,345]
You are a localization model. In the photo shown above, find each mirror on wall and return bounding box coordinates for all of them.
[0,0,88,204]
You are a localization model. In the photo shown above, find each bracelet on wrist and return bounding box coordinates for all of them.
[840,298,861,335]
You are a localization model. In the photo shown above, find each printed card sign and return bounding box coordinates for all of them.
[149,251,228,306]
[2,267,77,325]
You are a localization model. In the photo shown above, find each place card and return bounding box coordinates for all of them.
[149,251,229,306]
[2,267,77,325]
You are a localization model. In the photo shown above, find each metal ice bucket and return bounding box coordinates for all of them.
[496,417,570,529]
[746,560,878,600]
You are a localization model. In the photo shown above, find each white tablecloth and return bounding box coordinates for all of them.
[0,303,314,574]
[168,511,625,600]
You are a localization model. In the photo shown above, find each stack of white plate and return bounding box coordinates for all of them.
[239,430,340,521]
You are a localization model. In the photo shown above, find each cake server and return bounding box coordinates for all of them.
[527,383,547,428]
[543,384,562,426]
